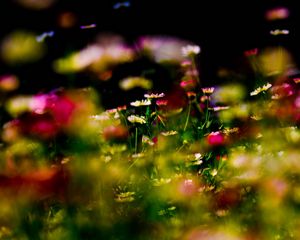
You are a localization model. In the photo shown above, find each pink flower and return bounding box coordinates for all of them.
[180,79,197,91]
[156,99,168,106]
[207,131,225,146]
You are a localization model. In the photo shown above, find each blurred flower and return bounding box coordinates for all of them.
[46,93,76,126]
[183,227,243,240]
[119,77,153,90]
[180,79,197,91]
[181,59,192,67]
[27,115,59,139]
[259,47,295,76]
[57,11,77,28]
[178,179,199,197]
[142,135,155,146]
[127,115,146,124]
[53,45,103,73]
[182,45,201,57]
[219,104,250,122]
[271,83,294,99]
[186,91,196,99]
[215,186,242,209]
[54,41,134,74]
[156,99,168,106]
[1,31,45,65]
[211,106,230,111]
[265,7,290,21]
[29,94,48,114]
[293,78,300,84]
[262,178,289,203]
[0,75,19,91]
[244,48,258,57]
[5,95,32,117]
[117,105,127,111]
[90,44,134,73]
[103,125,128,141]
[270,29,289,36]
[200,95,210,102]
[212,84,246,104]
[2,120,22,142]
[130,99,151,107]
[138,36,193,63]
[202,87,215,94]
[161,130,178,136]
[0,166,68,200]
[15,0,57,10]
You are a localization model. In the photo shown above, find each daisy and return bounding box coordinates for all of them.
[130,99,151,107]
[127,115,146,124]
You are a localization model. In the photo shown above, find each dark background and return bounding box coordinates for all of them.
[0,0,298,107]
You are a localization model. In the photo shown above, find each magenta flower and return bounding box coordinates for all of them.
[207,131,225,146]
[46,94,76,126]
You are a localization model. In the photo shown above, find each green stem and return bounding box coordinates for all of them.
[205,95,210,123]
[184,102,192,131]
[135,127,138,154]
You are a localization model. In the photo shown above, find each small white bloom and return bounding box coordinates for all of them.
[270,29,289,35]
[144,93,165,98]
[194,153,202,160]
[142,135,155,146]
[250,83,272,96]
[127,115,146,124]
[130,99,151,107]
[211,169,218,177]
[182,45,201,57]
[201,87,215,94]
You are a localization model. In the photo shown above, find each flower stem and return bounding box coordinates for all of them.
[184,102,192,131]
[135,127,138,154]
